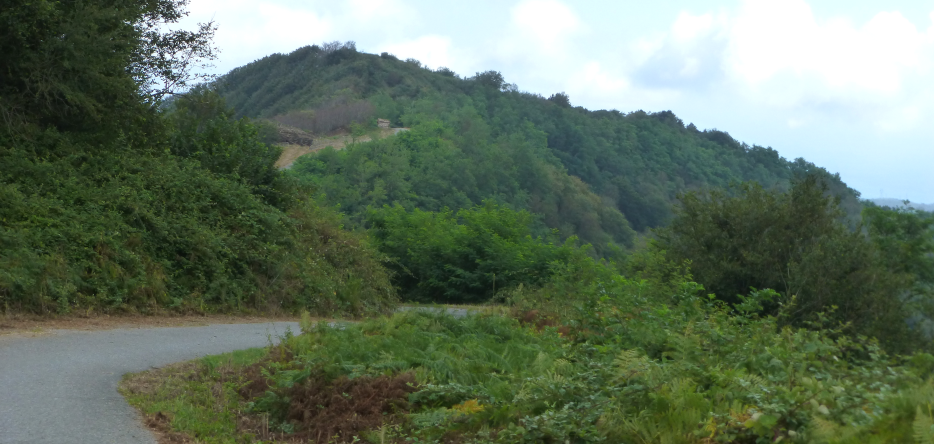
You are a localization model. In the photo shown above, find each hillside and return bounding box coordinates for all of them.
[215,43,862,252]
[0,6,394,316]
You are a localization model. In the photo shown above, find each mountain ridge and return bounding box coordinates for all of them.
[214,43,863,251]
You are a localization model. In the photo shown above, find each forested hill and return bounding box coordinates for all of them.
[216,42,861,250]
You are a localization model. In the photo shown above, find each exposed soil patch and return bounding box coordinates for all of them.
[144,412,197,444]
[0,313,302,339]
[238,362,418,443]
[516,309,570,337]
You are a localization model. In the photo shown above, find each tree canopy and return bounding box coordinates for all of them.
[214,44,862,251]
[653,177,934,351]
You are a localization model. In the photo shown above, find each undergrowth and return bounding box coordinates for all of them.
[125,272,934,443]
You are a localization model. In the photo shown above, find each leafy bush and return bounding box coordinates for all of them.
[166,87,286,206]
[367,202,589,303]
[0,133,396,315]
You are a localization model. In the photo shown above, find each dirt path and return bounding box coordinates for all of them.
[275,127,408,169]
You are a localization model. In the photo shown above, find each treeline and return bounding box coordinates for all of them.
[0,3,394,316]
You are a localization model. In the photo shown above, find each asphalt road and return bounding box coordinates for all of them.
[0,322,299,444]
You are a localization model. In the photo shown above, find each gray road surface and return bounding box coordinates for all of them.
[0,322,299,444]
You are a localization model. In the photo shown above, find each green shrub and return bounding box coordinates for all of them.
[0,133,395,315]
[0,1,396,316]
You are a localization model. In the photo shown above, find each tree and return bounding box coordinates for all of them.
[473,71,506,90]
[548,92,571,108]
[0,0,217,138]
[654,176,915,350]
[863,203,934,324]
[367,202,587,303]
[166,86,285,206]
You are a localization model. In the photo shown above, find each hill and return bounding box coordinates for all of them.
[215,43,862,253]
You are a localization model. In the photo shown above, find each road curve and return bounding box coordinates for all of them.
[0,322,299,444]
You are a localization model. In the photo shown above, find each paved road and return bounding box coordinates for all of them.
[0,322,299,444]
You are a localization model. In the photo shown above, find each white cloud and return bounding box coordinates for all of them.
[671,12,716,43]
[342,0,418,31]
[511,0,583,49]
[726,0,934,96]
[378,35,455,70]
[495,0,584,67]
[177,0,422,72]
[622,0,934,131]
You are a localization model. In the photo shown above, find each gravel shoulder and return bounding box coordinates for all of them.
[0,321,299,444]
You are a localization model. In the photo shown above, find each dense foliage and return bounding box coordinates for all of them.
[652,177,933,351]
[290,109,636,256]
[146,261,934,443]
[217,43,862,248]
[367,202,589,303]
[0,2,395,315]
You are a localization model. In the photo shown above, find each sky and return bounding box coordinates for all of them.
[177,0,934,203]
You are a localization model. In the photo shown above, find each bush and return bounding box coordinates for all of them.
[0,132,396,315]
[0,1,397,317]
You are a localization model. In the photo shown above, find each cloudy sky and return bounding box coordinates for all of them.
[178,0,934,203]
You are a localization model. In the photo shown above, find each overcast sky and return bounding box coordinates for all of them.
[178,0,934,203]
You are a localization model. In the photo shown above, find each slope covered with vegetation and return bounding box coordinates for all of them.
[126,250,934,444]
[115,33,934,444]
[216,43,861,253]
[0,3,394,316]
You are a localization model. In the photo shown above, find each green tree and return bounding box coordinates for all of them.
[367,202,588,303]
[863,203,934,325]
[0,0,216,140]
[166,87,286,206]
[654,176,916,350]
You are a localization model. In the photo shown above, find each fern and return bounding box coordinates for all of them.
[914,405,934,444]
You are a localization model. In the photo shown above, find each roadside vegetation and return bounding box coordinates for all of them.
[124,178,934,443]
[0,2,394,317]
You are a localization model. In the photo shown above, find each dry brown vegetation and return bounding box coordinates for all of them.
[273,101,375,135]
[239,363,418,443]
[123,345,419,444]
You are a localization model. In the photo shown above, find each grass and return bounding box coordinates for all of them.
[120,347,271,444]
[120,310,567,443]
